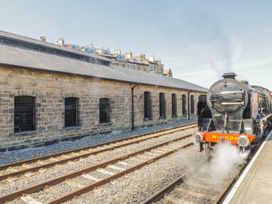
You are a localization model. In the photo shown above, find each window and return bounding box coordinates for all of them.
[172,94,177,117]
[191,95,195,114]
[99,98,110,123]
[65,97,79,127]
[144,91,152,119]
[159,93,166,119]
[14,96,35,132]
[182,94,186,115]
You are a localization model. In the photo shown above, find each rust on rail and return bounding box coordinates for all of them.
[0,123,196,171]
[0,123,197,180]
[0,134,193,203]
[49,143,194,204]
[141,159,208,204]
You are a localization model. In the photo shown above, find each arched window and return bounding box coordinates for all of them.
[65,97,79,127]
[172,93,177,117]
[99,98,110,123]
[159,93,166,119]
[182,94,186,115]
[14,96,35,132]
[144,91,152,120]
[191,95,195,114]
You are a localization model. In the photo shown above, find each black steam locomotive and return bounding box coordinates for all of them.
[195,72,272,152]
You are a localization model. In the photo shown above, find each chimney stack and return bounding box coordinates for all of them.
[56,38,65,46]
[40,36,46,42]
[222,72,237,80]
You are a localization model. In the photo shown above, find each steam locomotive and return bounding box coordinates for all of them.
[195,72,272,153]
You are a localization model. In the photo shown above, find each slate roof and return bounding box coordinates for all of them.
[0,31,207,93]
[0,30,109,62]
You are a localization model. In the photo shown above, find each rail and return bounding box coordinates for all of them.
[0,133,194,203]
[0,123,197,180]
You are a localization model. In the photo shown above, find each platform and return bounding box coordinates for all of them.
[223,132,272,204]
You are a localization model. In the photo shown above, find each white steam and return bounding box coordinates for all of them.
[208,142,244,186]
[186,142,244,190]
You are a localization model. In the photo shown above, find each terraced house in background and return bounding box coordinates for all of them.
[0,30,207,151]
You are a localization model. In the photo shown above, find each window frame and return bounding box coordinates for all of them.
[144,91,152,120]
[14,96,36,133]
[171,93,177,117]
[64,97,79,128]
[99,98,111,124]
[191,95,195,114]
[159,92,166,119]
[182,94,187,115]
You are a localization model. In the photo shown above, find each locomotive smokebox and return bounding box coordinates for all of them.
[222,72,237,79]
[207,71,248,114]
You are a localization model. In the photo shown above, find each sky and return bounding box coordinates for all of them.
[0,0,272,89]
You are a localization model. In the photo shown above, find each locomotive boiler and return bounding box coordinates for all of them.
[195,72,272,153]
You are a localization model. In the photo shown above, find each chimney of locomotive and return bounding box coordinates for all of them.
[222,72,237,79]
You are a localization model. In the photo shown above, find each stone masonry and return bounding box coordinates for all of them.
[0,65,204,150]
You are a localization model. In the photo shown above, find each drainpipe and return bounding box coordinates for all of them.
[187,91,192,119]
[131,84,137,130]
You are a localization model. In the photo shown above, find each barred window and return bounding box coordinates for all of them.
[65,97,79,127]
[144,91,152,119]
[191,95,195,114]
[172,94,177,117]
[159,93,166,118]
[99,98,110,123]
[182,94,186,115]
[14,96,35,133]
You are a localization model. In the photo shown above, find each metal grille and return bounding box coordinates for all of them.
[99,98,110,123]
[144,91,152,119]
[191,95,195,114]
[182,94,186,115]
[14,96,35,132]
[65,97,79,127]
[172,94,177,117]
[159,93,166,118]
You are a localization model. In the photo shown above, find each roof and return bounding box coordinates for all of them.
[0,33,207,93]
[0,30,110,63]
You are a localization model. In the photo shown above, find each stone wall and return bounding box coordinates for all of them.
[0,65,204,150]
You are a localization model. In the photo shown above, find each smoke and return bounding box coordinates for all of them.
[189,40,234,76]
[181,11,239,77]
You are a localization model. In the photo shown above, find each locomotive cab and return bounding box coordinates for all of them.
[197,95,212,131]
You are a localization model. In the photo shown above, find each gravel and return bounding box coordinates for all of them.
[0,127,197,197]
[66,144,206,204]
[0,119,196,165]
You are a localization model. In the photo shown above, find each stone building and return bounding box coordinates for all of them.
[163,69,173,77]
[48,39,165,75]
[0,30,207,150]
[98,50,164,75]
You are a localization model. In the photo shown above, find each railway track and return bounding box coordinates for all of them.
[0,131,195,203]
[0,123,197,181]
[142,140,265,204]
[142,159,245,204]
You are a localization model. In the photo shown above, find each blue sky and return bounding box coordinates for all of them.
[1,0,272,89]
